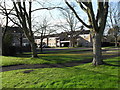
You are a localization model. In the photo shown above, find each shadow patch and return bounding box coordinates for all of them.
[22,70,34,73]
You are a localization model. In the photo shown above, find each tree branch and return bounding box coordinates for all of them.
[78,2,87,13]
[31,7,64,12]
[96,2,104,23]
[65,0,92,28]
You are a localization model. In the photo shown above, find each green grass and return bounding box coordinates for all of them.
[1,56,50,66]
[1,48,119,88]
[1,57,120,88]
[1,53,92,66]
[1,47,119,66]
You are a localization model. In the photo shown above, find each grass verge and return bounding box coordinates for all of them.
[1,53,92,66]
[1,56,120,88]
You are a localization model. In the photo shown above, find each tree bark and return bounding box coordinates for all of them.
[69,34,74,47]
[40,38,43,53]
[114,36,118,47]
[0,25,2,56]
[92,32,104,65]
[47,37,49,46]
[19,33,23,54]
[30,41,38,58]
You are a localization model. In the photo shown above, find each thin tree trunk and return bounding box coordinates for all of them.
[47,37,49,46]
[92,33,104,65]
[115,36,118,47]
[19,33,23,54]
[70,40,73,47]
[0,25,2,56]
[40,38,43,53]
[69,34,74,47]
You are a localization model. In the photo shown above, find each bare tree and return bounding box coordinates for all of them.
[59,7,83,47]
[0,1,13,41]
[107,2,120,47]
[0,0,38,57]
[0,0,62,57]
[34,17,56,53]
[108,26,120,47]
[12,0,39,57]
[65,0,109,65]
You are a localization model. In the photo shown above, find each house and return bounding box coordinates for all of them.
[58,30,93,47]
[35,37,60,47]
[35,30,93,47]
[77,33,92,47]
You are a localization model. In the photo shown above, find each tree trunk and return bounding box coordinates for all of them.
[40,38,43,53]
[69,34,74,47]
[47,37,49,46]
[23,28,38,58]
[0,26,2,56]
[92,32,104,66]
[19,33,23,54]
[115,36,118,47]
[70,40,73,47]
[31,41,38,58]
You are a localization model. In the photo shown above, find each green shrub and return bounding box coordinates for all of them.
[2,33,16,56]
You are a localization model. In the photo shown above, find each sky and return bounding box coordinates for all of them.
[0,0,120,34]
[31,0,120,34]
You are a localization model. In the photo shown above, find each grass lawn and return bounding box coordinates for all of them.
[1,53,92,66]
[1,48,119,88]
[1,56,120,88]
[1,47,119,66]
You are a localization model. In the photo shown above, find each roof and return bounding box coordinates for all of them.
[35,30,90,41]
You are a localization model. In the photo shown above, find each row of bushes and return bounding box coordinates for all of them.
[2,33,31,56]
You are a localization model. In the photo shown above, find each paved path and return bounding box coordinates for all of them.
[1,54,119,72]
[41,47,120,54]
[1,47,119,72]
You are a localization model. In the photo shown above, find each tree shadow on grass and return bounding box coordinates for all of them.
[103,63,120,67]
[102,55,120,67]
[40,55,92,64]
[43,49,92,54]
[2,56,120,72]
[103,60,120,67]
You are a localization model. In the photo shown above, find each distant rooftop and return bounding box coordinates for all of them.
[35,30,90,40]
